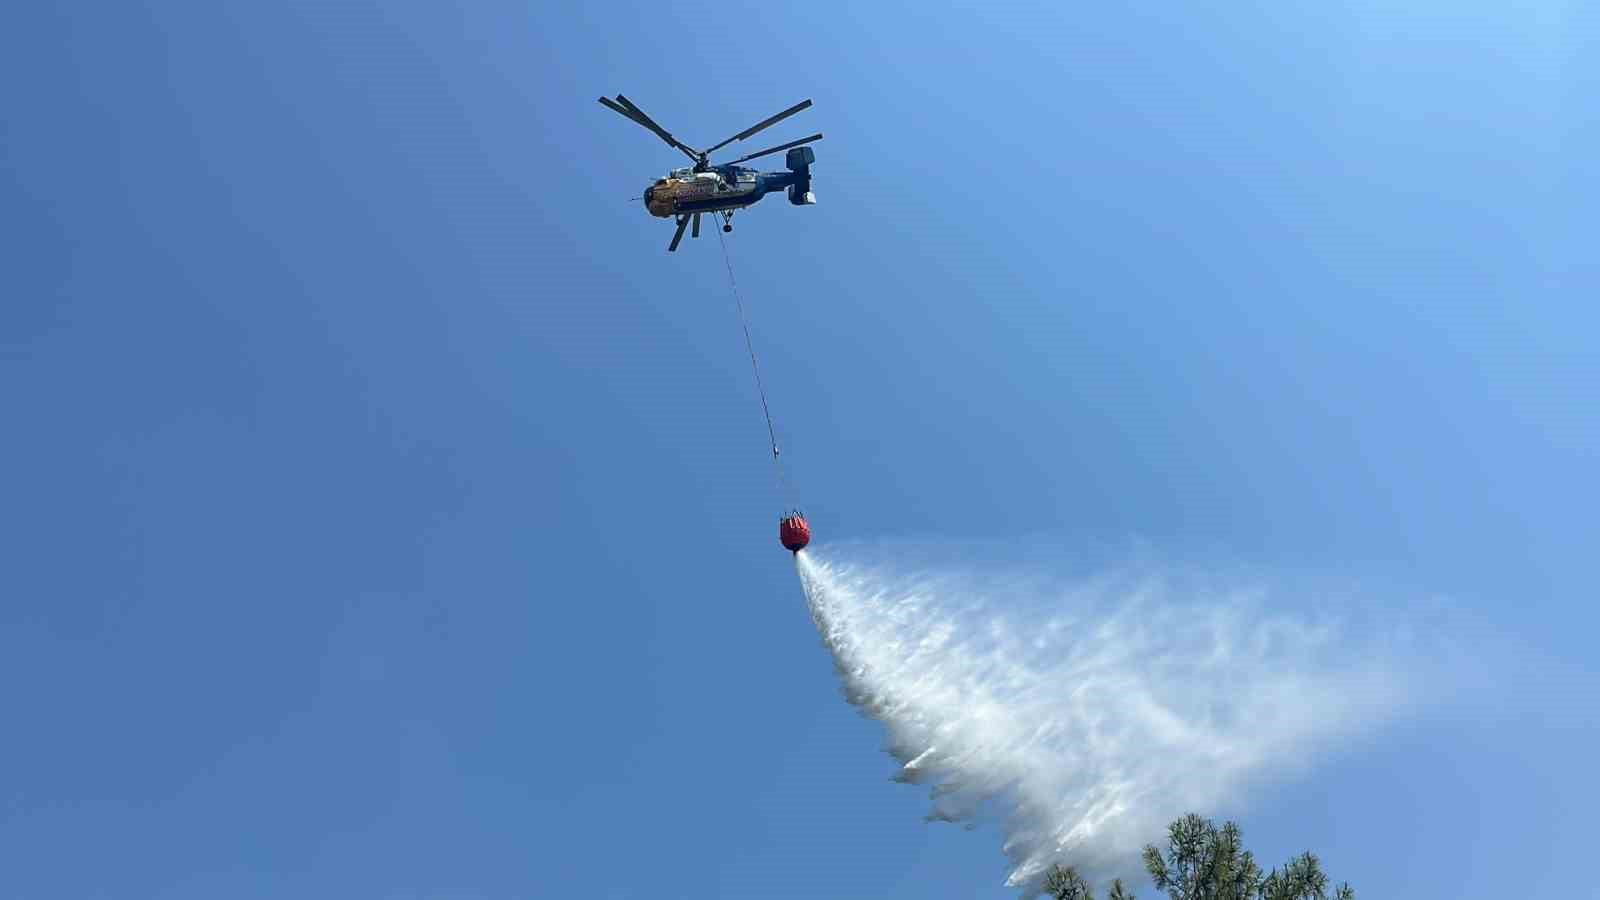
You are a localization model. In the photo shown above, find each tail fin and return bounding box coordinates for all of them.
[786,146,816,205]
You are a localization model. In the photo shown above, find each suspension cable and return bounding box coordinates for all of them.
[715,224,790,501]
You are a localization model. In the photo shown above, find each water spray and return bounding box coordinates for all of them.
[795,546,1434,892]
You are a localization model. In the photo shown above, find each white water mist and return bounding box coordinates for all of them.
[797,544,1440,893]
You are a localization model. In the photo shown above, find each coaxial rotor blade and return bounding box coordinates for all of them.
[668,215,690,252]
[598,96,668,136]
[692,213,701,239]
[726,132,823,165]
[597,95,637,120]
[615,95,700,161]
[599,94,700,163]
[611,95,663,130]
[702,99,813,156]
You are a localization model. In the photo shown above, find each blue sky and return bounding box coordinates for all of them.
[2,2,1595,898]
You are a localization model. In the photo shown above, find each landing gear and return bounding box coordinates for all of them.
[720,210,735,233]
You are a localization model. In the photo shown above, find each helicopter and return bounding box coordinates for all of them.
[598,94,822,251]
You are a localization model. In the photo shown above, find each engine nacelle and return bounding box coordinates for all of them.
[788,185,816,205]
[785,146,815,171]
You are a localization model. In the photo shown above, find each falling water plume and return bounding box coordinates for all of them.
[796,544,1447,893]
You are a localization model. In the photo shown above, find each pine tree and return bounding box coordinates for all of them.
[1040,813,1354,900]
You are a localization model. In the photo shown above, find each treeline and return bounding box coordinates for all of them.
[1043,814,1353,900]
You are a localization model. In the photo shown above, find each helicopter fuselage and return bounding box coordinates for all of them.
[644,164,813,218]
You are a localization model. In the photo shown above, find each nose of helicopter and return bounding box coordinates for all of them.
[642,183,675,218]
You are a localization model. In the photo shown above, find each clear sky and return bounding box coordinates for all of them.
[2,2,1595,898]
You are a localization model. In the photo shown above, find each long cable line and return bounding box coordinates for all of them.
[715,223,790,499]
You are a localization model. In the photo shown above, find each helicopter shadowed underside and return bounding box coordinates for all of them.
[598,94,822,251]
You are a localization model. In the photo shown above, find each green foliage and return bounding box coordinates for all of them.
[1043,864,1093,900]
[1039,814,1353,900]
[1261,853,1354,900]
[1042,865,1132,900]
[1143,814,1353,900]
[1144,813,1261,900]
